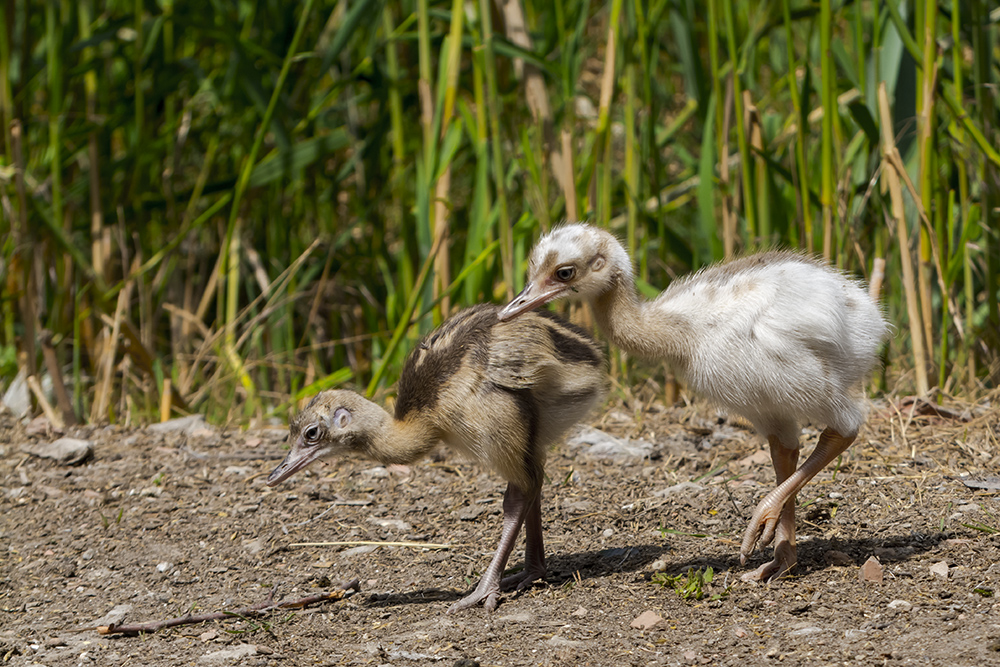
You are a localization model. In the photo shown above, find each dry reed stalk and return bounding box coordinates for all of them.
[432,0,466,319]
[869,257,886,302]
[10,120,37,378]
[744,90,764,244]
[160,377,172,422]
[39,330,78,425]
[433,170,453,317]
[883,147,967,342]
[91,284,130,422]
[720,79,735,258]
[596,23,616,129]
[878,83,929,395]
[26,375,64,430]
[560,129,578,221]
[498,0,575,224]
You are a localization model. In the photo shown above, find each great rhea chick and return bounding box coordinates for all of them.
[499,223,888,581]
[268,303,606,612]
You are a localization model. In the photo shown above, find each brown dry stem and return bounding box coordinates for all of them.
[95,579,360,636]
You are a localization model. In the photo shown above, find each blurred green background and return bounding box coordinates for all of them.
[1,0,997,425]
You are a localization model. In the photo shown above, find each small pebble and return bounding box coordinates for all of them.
[930,561,950,579]
[156,562,173,573]
[630,610,663,630]
[790,626,823,637]
[888,600,912,612]
[859,556,883,583]
[649,559,668,572]
[602,528,615,538]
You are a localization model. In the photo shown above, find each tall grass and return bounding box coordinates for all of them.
[1,0,998,426]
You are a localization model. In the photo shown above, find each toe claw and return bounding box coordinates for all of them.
[447,580,501,613]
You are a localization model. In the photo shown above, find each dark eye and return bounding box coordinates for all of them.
[302,424,322,444]
[555,266,576,282]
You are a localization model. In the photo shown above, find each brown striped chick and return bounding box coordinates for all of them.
[268,304,607,612]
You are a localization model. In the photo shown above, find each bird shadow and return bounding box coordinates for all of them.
[360,531,947,609]
[361,542,669,609]
[666,530,948,581]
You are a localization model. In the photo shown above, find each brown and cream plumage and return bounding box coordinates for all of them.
[268,304,606,611]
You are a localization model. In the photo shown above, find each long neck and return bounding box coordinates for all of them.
[592,271,692,371]
[362,409,440,466]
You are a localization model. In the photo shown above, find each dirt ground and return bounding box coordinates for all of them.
[2,393,999,667]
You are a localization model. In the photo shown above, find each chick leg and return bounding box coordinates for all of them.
[447,482,530,613]
[741,435,798,582]
[500,487,545,591]
[740,428,856,580]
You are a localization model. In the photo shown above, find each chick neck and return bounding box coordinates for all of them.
[353,402,440,466]
[591,268,692,372]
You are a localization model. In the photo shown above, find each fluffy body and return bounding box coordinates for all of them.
[268,303,606,611]
[499,223,888,580]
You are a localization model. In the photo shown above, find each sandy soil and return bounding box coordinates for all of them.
[2,395,999,667]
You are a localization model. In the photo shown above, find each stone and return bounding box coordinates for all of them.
[367,517,411,531]
[1,369,31,418]
[341,545,378,558]
[888,599,912,612]
[790,626,823,637]
[630,610,663,630]
[20,438,93,465]
[930,561,950,579]
[653,481,705,498]
[199,643,257,664]
[649,559,668,572]
[859,556,883,583]
[90,604,132,628]
[739,449,771,467]
[547,636,585,648]
[148,415,210,435]
[568,426,653,462]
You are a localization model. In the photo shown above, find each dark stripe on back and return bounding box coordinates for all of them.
[534,310,602,367]
[394,304,498,420]
[546,324,601,366]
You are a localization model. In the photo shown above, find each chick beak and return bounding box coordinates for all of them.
[266,436,324,486]
[498,281,567,321]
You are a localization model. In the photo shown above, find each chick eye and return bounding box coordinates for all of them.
[555,266,576,282]
[302,423,322,444]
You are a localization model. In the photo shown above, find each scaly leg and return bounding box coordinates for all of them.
[741,435,798,581]
[500,487,545,591]
[740,428,856,580]
[447,483,535,613]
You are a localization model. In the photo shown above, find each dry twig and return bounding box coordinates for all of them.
[95,579,359,636]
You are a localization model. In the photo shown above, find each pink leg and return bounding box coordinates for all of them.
[447,483,538,613]
[741,435,798,581]
[740,428,856,581]
[500,488,545,592]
